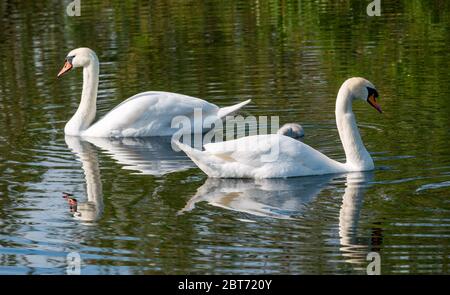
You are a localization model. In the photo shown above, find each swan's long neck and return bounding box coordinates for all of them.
[65,58,99,135]
[335,85,374,171]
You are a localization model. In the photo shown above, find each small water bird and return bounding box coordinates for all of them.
[62,192,78,212]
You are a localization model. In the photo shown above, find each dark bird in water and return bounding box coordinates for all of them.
[63,192,78,212]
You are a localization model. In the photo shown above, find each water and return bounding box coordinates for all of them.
[0,0,449,274]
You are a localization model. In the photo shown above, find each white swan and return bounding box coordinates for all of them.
[175,77,382,178]
[57,47,251,137]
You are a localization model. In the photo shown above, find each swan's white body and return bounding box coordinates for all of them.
[77,91,250,137]
[59,48,251,137]
[176,134,347,178]
[175,77,381,179]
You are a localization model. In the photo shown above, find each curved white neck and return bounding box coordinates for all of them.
[335,85,374,171]
[65,58,99,135]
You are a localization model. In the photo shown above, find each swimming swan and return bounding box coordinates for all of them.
[57,47,251,137]
[175,77,382,178]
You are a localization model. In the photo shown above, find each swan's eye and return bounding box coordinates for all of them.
[367,87,379,99]
[66,55,75,64]
[367,87,382,113]
[57,56,75,77]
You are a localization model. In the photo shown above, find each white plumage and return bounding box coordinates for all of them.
[175,134,346,178]
[58,48,251,137]
[175,77,382,179]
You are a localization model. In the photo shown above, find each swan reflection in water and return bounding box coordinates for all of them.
[179,174,336,219]
[65,135,380,270]
[64,135,196,221]
[82,136,195,176]
[338,172,380,268]
[180,171,378,270]
[65,136,104,222]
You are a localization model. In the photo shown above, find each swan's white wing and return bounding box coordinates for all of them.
[176,134,346,178]
[83,91,219,137]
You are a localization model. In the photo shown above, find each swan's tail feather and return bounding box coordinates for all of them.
[217,99,251,119]
[173,140,221,177]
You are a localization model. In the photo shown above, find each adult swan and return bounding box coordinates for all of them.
[175,77,382,178]
[57,48,251,137]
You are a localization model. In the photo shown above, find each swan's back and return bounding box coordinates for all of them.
[109,91,217,113]
[177,134,346,178]
[83,91,219,137]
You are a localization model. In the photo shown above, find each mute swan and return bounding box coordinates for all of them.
[277,123,304,138]
[57,47,251,137]
[175,77,382,178]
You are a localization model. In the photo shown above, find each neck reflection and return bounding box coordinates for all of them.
[65,136,104,222]
[64,136,196,221]
[339,171,378,267]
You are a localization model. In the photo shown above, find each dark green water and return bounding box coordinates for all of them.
[0,0,449,274]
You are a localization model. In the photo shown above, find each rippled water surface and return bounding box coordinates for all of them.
[0,0,449,274]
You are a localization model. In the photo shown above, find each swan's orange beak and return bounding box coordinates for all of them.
[57,60,73,77]
[368,94,382,114]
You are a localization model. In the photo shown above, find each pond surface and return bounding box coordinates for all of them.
[0,0,449,274]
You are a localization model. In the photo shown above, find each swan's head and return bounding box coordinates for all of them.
[345,77,382,113]
[57,47,98,77]
[277,123,305,139]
